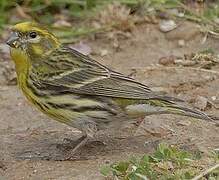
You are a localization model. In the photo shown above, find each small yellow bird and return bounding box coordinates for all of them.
[6,22,218,159]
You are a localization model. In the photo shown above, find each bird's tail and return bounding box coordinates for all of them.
[165,104,213,122]
[148,97,218,123]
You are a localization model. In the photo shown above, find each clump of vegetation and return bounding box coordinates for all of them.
[100,143,219,179]
[0,0,219,38]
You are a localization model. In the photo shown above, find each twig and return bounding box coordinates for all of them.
[208,100,219,109]
[191,163,219,180]
[208,30,219,39]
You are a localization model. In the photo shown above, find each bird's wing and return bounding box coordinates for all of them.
[35,47,178,101]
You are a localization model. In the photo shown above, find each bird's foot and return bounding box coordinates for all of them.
[54,135,89,161]
[54,136,106,161]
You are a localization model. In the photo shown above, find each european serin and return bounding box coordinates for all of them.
[6,22,218,159]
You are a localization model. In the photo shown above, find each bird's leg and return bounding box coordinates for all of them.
[65,134,89,160]
[66,123,98,160]
[53,134,90,161]
[56,122,98,160]
[54,134,89,161]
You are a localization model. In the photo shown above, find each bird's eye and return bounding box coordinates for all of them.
[29,31,37,39]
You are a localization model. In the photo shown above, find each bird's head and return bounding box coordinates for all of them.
[6,22,60,57]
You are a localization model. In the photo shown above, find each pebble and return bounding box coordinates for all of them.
[158,55,175,65]
[53,20,71,27]
[33,169,37,173]
[159,20,177,32]
[211,96,217,101]
[178,39,185,47]
[194,96,208,110]
[100,49,108,57]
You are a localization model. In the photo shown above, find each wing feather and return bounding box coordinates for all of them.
[32,47,169,100]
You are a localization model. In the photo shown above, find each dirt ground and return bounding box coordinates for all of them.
[0,22,219,180]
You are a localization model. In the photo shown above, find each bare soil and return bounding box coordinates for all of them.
[0,23,218,180]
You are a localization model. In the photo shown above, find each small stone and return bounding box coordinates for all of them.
[53,20,71,27]
[159,20,177,32]
[113,39,119,49]
[178,12,185,18]
[135,116,172,138]
[158,55,175,65]
[214,148,219,152]
[211,96,217,101]
[100,49,108,57]
[177,120,191,126]
[194,96,208,110]
[178,39,185,47]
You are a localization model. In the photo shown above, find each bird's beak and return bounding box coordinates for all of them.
[6,32,20,48]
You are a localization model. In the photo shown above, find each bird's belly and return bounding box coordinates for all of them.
[19,78,153,131]
[20,87,124,131]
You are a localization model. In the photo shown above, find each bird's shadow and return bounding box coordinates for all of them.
[14,132,161,161]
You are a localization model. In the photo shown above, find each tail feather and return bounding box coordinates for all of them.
[167,105,214,122]
[149,97,219,124]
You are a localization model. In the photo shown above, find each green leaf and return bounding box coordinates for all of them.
[86,0,97,9]
[112,161,130,174]
[100,165,111,176]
